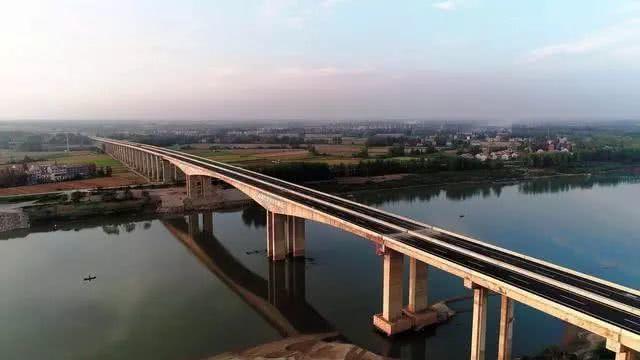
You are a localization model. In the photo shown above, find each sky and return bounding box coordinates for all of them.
[1,0,639,121]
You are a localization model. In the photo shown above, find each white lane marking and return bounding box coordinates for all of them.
[431,247,448,255]
[624,318,640,327]
[467,260,485,268]
[508,275,530,286]
[559,294,586,307]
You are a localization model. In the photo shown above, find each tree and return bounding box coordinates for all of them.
[388,145,405,157]
[69,191,84,203]
[354,146,369,158]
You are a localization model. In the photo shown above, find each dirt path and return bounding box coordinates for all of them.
[0,173,146,196]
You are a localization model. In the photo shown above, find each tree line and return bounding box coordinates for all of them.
[527,148,640,168]
[252,155,503,182]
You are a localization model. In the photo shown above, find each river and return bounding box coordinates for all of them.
[1,175,638,359]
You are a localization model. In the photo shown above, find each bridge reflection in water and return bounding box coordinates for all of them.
[162,212,333,336]
[163,211,435,359]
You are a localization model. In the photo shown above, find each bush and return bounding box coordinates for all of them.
[69,191,84,202]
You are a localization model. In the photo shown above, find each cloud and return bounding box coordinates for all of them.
[321,0,346,8]
[259,0,340,29]
[433,1,457,11]
[524,18,640,63]
[276,65,376,77]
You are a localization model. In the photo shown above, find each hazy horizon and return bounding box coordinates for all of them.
[2,1,640,121]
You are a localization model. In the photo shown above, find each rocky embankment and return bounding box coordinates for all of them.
[0,186,253,233]
[0,209,29,232]
[208,333,385,360]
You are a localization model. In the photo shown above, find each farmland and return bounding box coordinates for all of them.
[0,150,145,196]
[178,143,388,167]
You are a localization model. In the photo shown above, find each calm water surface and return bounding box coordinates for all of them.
[1,176,639,359]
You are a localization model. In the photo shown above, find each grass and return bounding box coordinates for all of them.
[0,192,66,204]
[0,150,130,174]
[0,150,69,164]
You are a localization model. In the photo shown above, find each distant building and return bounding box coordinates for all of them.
[27,164,94,184]
[475,154,488,161]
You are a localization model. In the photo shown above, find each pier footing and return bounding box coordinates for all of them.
[372,313,413,336]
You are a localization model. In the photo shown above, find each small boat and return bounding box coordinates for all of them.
[459,214,465,218]
[83,275,96,281]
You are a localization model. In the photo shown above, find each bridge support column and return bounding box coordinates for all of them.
[137,151,143,172]
[142,153,149,178]
[202,177,220,199]
[155,157,162,182]
[267,211,287,261]
[147,154,154,179]
[408,258,428,312]
[175,167,185,183]
[152,156,159,181]
[186,175,203,198]
[373,248,412,335]
[468,283,488,360]
[133,151,138,170]
[497,295,514,360]
[162,160,175,184]
[403,258,438,329]
[150,156,156,181]
[608,342,638,360]
[286,216,305,257]
[147,154,153,179]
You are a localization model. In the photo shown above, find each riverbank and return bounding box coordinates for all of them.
[0,185,252,233]
[1,162,638,233]
[307,163,640,195]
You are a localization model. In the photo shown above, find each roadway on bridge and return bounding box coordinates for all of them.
[97,138,640,336]
[137,141,640,309]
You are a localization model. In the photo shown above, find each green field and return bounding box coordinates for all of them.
[0,150,129,174]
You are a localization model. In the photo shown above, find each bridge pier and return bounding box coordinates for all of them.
[139,151,145,175]
[467,281,488,360]
[608,342,638,360]
[266,212,305,261]
[152,156,158,182]
[186,175,204,198]
[175,167,185,184]
[373,249,412,335]
[142,153,149,178]
[286,216,305,257]
[148,154,155,180]
[267,211,287,261]
[150,156,157,181]
[162,160,176,184]
[147,154,154,180]
[497,295,514,360]
[133,150,139,171]
[186,175,220,200]
[403,259,439,328]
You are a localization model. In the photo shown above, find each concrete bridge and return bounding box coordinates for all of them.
[93,137,640,360]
